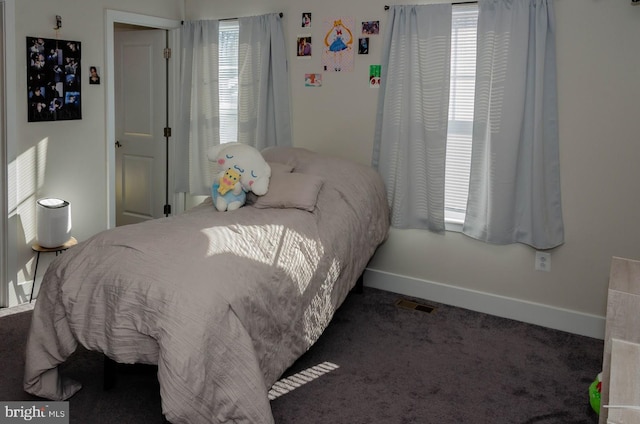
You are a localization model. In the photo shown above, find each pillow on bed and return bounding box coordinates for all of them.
[249,172,323,211]
[268,162,294,175]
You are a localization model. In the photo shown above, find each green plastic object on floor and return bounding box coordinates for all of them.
[589,372,602,415]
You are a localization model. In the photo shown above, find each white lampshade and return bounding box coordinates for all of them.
[36,198,72,248]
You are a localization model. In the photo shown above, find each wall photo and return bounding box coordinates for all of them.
[305,73,322,87]
[358,37,369,54]
[362,20,379,35]
[302,12,312,28]
[27,36,82,122]
[297,36,312,57]
[89,66,101,85]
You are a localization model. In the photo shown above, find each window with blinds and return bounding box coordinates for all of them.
[219,21,239,144]
[445,4,478,227]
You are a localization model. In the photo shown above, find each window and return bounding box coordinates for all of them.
[444,4,478,229]
[219,21,239,144]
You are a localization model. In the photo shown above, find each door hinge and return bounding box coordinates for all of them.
[164,127,172,137]
[164,204,172,215]
[163,47,171,59]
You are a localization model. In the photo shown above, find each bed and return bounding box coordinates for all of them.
[23,146,390,424]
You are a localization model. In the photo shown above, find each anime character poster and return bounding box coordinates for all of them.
[27,36,82,122]
[322,17,355,72]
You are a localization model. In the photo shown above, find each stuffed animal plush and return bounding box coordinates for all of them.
[208,142,272,211]
[211,173,246,211]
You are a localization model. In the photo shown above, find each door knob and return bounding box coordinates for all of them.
[115,141,122,148]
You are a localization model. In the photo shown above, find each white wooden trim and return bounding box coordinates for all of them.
[1,0,16,308]
[104,10,181,229]
[364,268,605,340]
[107,10,180,29]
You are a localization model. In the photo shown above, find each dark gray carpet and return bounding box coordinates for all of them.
[0,288,603,423]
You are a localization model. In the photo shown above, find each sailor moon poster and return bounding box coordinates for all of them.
[322,17,355,72]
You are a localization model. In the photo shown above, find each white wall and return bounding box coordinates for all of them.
[185,0,640,333]
[6,0,183,305]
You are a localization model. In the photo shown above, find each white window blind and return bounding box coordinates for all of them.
[219,21,239,144]
[445,4,478,226]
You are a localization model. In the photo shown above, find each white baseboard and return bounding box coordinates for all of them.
[363,268,605,340]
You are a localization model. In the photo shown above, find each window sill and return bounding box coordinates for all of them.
[445,210,465,232]
[445,220,464,232]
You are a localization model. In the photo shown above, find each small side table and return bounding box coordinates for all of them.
[30,236,78,302]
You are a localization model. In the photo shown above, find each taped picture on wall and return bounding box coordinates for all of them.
[362,20,379,35]
[305,73,322,87]
[297,36,312,57]
[358,37,369,54]
[369,65,381,88]
[302,12,312,28]
[89,66,100,85]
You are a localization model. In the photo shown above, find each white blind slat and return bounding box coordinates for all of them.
[445,4,478,218]
[219,21,239,144]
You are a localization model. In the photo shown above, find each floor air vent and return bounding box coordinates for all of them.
[395,298,436,314]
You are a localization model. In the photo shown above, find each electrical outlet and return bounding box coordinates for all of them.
[535,251,551,272]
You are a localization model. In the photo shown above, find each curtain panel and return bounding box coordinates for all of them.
[372,4,452,232]
[177,14,292,195]
[238,13,292,151]
[462,0,564,249]
[176,20,220,195]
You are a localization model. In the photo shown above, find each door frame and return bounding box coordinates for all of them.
[105,10,181,229]
[1,0,16,308]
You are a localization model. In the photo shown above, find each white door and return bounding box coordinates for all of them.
[114,29,167,227]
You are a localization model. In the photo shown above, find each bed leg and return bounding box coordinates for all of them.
[354,273,364,294]
[103,356,118,391]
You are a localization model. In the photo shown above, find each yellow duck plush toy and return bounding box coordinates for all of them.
[217,168,241,195]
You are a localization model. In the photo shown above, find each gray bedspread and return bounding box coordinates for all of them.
[23,147,389,424]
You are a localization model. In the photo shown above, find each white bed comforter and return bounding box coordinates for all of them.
[23,147,389,424]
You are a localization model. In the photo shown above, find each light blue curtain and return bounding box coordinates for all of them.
[462,0,564,249]
[372,4,452,232]
[176,20,220,195]
[238,13,292,150]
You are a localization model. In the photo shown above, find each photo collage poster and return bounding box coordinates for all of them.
[27,36,82,122]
